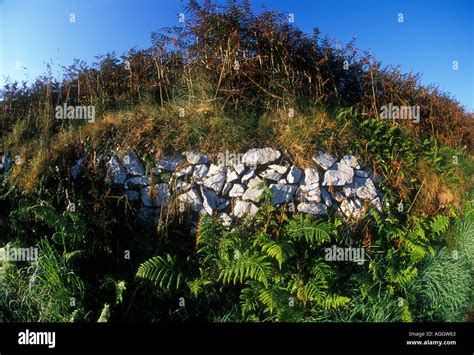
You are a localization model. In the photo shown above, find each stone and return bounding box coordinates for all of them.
[268,164,288,174]
[301,185,321,202]
[217,198,230,211]
[175,180,192,192]
[201,187,220,215]
[232,200,258,219]
[112,172,128,185]
[233,163,246,175]
[184,151,210,165]
[323,162,354,186]
[297,202,327,216]
[193,164,209,182]
[175,165,194,178]
[343,176,377,199]
[219,212,233,227]
[313,151,337,170]
[260,169,282,181]
[157,153,182,172]
[340,199,364,219]
[241,168,255,183]
[342,155,360,169]
[153,183,170,207]
[371,197,383,212]
[242,148,281,166]
[229,184,245,197]
[287,166,302,184]
[222,182,233,195]
[269,184,296,205]
[299,168,320,202]
[178,189,203,211]
[141,183,170,207]
[125,176,150,188]
[226,170,240,183]
[242,177,264,202]
[107,156,127,184]
[355,169,369,178]
[320,187,332,207]
[70,158,85,180]
[207,163,226,177]
[203,165,227,193]
[124,190,140,201]
[303,168,319,185]
[122,153,145,175]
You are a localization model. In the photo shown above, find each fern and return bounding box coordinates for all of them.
[136,254,185,290]
[219,252,272,287]
[322,294,351,310]
[261,240,295,269]
[430,215,450,236]
[285,214,333,246]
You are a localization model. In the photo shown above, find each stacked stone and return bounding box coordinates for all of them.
[101,148,383,226]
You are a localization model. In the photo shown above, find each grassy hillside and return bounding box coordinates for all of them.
[0,0,472,322]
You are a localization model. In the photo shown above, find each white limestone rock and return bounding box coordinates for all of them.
[242,177,264,202]
[297,202,327,216]
[229,184,245,197]
[175,165,194,178]
[71,158,85,180]
[193,164,209,182]
[203,165,227,193]
[342,155,360,169]
[323,162,354,186]
[242,148,281,166]
[222,182,233,195]
[184,151,210,165]
[232,200,258,219]
[201,187,220,215]
[226,170,240,183]
[287,166,302,184]
[122,153,145,176]
[303,168,319,185]
[241,168,256,183]
[313,151,337,170]
[178,188,203,211]
[157,153,182,172]
[233,163,246,175]
[125,176,150,188]
[141,183,169,207]
[268,164,288,174]
[260,169,282,181]
[269,184,296,205]
[320,187,332,207]
[219,212,233,227]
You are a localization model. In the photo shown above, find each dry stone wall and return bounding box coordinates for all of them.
[98,148,383,227]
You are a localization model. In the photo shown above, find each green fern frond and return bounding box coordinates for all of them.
[322,294,351,310]
[430,215,450,236]
[285,215,333,246]
[136,254,184,290]
[219,253,272,287]
[261,240,295,269]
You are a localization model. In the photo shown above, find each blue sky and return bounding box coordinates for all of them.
[1,0,473,110]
